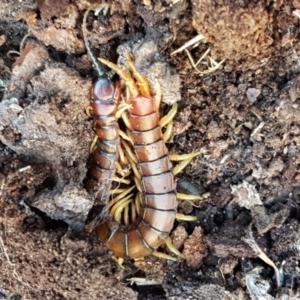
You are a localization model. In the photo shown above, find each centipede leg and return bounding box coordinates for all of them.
[113,256,125,269]
[165,237,185,258]
[159,102,178,128]
[170,152,200,175]
[110,193,133,215]
[114,198,133,223]
[85,105,93,117]
[115,102,132,120]
[117,128,132,143]
[117,144,128,165]
[111,176,131,184]
[175,213,197,221]
[169,152,201,161]
[152,250,177,261]
[159,103,178,142]
[98,57,140,97]
[125,50,151,97]
[163,122,173,142]
[109,185,135,207]
[121,139,138,164]
[177,192,202,200]
[89,135,98,153]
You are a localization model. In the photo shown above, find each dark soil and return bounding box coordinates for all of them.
[0,0,300,299]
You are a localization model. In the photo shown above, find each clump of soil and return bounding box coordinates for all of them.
[192,0,273,60]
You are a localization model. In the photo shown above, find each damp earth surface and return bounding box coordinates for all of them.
[0,0,300,299]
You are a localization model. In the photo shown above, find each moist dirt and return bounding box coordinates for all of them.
[0,1,299,299]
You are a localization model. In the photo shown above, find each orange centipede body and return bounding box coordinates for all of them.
[84,78,121,201]
[82,7,121,216]
[95,55,178,259]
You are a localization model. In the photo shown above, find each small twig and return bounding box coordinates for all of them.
[171,34,205,55]
[195,47,211,66]
[250,122,265,137]
[184,48,225,75]
[292,9,300,19]
[127,277,160,286]
[19,32,33,52]
[243,224,281,288]
[18,165,31,173]
[171,34,225,75]
[6,50,20,60]
[0,235,13,265]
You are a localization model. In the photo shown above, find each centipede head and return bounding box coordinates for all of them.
[92,77,120,102]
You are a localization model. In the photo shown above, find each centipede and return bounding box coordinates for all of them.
[95,54,201,261]
[82,6,121,220]
[83,6,201,263]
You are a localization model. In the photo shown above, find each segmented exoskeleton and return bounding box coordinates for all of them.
[82,6,200,261]
[95,53,200,260]
[82,7,121,219]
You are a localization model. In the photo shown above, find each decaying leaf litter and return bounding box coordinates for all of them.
[0,0,300,299]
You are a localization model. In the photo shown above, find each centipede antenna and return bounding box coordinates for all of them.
[82,7,106,77]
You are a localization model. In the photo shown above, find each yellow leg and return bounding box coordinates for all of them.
[115,103,132,119]
[109,185,135,207]
[112,176,131,185]
[172,157,194,175]
[121,110,132,130]
[159,102,178,128]
[115,161,125,176]
[124,204,130,225]
[176,213,197,221]
[98,57,139,98]
[133,175,143,193]
[130,160,141,181]
[117,128,132,143]
[90,135,98,153]
[121,140,138,164]
[125,50,151,97]
[165,237,185,258]
[85,105,93,117]
[134,191,142,215]
[163,121,173,142]
[176,193,202,200]
[169,151,200,161]
[152,250,177,261]
[110,194,133,217]
[114,198,132,223]
[117,145,128,165]
[112,256,125,269]
[131,200,137,223]
[109,188,127,195]
[171,152,200,175]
